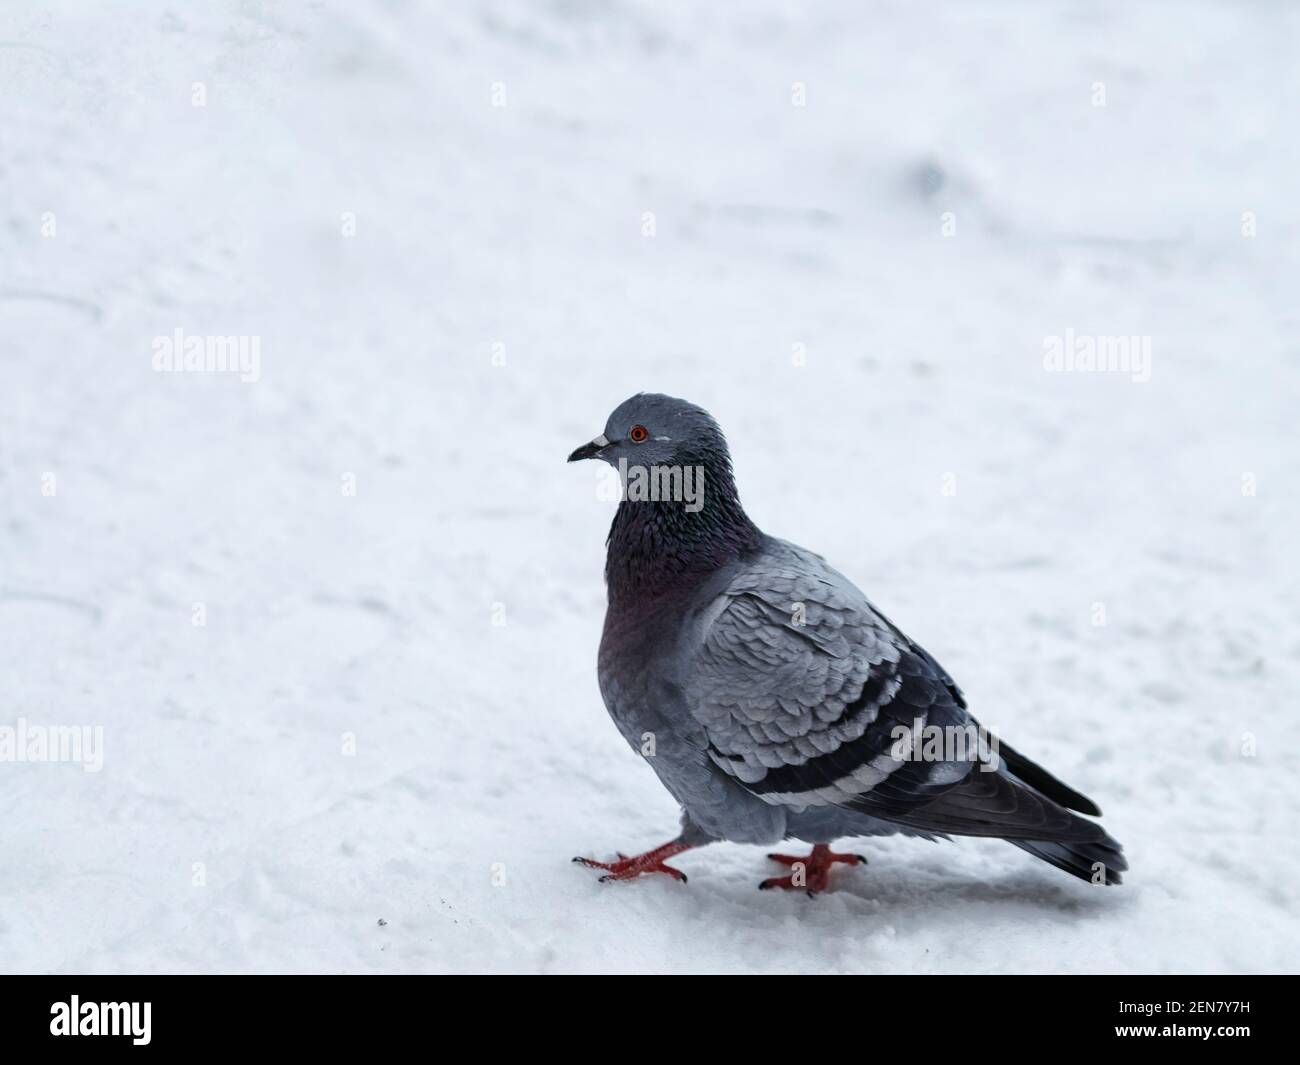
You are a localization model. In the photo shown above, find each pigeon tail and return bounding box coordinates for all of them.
[1008,835,1127,885]
[882,768,1127,885]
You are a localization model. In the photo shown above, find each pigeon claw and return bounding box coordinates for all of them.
[758,844,866,895]
[572,841,694,884]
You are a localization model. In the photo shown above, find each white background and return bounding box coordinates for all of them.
[1,1,1296,973]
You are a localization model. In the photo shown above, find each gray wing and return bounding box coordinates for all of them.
[685,546,982,814]
[684,545,1107,846]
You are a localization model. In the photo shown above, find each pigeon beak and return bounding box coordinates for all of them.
[567,434,611,462]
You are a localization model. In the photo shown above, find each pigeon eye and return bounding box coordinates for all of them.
[629,425,649,443]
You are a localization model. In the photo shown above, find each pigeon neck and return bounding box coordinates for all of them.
[604,457,761,607]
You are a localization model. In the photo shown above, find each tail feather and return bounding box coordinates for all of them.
[886,767,1128,886]
[889,768,1103,842]
[1010,835,1126,885]
[993,735,1103,816]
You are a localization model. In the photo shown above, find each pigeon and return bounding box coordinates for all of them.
[567,394,1126,894]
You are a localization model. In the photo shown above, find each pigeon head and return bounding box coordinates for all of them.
[566,393,727,470]
[569,394,762,603]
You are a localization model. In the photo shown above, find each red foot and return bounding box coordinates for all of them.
[759,843,866,895]
[573,841,694,883]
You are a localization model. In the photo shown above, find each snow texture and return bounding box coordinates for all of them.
[1,1,1297,973]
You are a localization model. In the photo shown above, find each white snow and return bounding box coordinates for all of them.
[1,1,1297,973]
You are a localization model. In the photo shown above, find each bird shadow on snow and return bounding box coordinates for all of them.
[832,869,1124,919]
[567,855,1134,972]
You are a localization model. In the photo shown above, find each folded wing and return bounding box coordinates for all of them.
[686,547,1118,874]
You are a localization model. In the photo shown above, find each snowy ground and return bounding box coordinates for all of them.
[2,1,1297,974]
